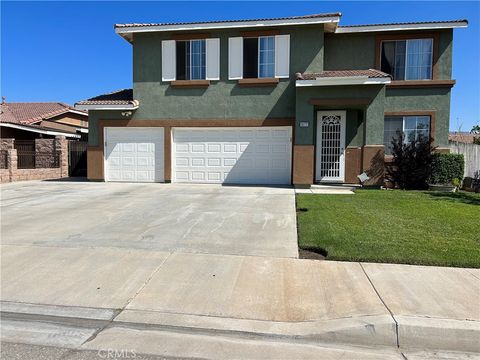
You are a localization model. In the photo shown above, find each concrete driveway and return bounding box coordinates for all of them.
[2,181,479,356]
[0,180,298,258]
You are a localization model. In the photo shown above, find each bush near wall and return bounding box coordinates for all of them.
[430,153,465,185]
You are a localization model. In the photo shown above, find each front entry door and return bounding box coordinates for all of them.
[316,110,346,182]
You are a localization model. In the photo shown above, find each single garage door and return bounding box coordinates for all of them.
[104,127,164,182]
[172,127,292,185]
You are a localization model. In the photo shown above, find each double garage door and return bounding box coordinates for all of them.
[104,127,292,185]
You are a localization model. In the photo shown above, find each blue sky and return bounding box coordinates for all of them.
[1,1,479,131]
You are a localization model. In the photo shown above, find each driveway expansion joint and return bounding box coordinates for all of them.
[79,252,174,347]
[359,262,400,348]
[464,268,480,281]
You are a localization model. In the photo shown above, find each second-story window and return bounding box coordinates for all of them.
[259,36,275,77]
[243,36,275,78]
[381,39,433,80]
[176,40,206,80]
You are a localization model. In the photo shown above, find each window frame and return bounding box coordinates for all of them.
[176,39,207,81]
[258,35,275,78]
[375,33,440,83]
[242,35,276,79]
[383,111,436,156]
[380,38,433,81]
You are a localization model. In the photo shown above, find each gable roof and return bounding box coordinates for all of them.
[296,69,391,87]
[0,122,81,138]
[115,12,342,42]
[296,69,391,80]
[0,102,87,125]
[336,19,468,33]
[115,13,467,43]
[115,12,341,29]
[75,89,139,110]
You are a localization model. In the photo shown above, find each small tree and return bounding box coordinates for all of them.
[472,125,480,144]
[388,132,436,190]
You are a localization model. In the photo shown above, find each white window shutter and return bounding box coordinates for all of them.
[162,40,176,81]
[206,38,220,80]
[228,37,243,80]
[275,35,290,78]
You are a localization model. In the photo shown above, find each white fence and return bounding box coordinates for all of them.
[449,141,480,178]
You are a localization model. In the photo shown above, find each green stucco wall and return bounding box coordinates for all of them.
[295,85,385,145]
[324,33,376,71]
[437,30,453,80]
[345,109,364,147]
[322,29,453,145]
[132,25,324,120]
[324,29,453,80]
[88,110,128,147]
[88,27,455,149]
[385,88,452,147]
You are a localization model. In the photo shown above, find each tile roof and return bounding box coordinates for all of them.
[75,89,138,106]
[296,69,391,80]
[0,122,81,137]
[449,132,478,144]
[115,12,341,29]
[0,102,86,125]
[338,19,468,29]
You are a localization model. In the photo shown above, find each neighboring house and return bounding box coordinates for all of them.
[0,100,87,141]
[76,12,467,185]
[449,132,478,144]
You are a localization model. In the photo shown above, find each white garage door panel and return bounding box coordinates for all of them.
[105,127,164,183]
[172,127,292,185]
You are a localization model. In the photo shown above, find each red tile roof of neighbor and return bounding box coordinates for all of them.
[296,69,391,80]
[114,13,342,29]
[449,133,478,144]
[0,102,86,125]
[75,89,137,106]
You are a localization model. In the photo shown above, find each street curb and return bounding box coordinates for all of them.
[2,302,479,353]
[396,315,480,353]
[115,309,480,352]
[0,301,118,321]
[115,309,398,347]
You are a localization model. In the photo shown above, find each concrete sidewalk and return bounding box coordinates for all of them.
[1,244,479,357]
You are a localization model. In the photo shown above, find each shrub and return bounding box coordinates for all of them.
[388,132,436,190]
[429,153,464,185]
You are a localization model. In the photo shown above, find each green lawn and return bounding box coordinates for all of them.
[296,190,480,268]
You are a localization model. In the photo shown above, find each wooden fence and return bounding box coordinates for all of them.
[449,141,480,178]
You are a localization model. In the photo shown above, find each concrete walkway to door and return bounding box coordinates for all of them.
[0,180,298,258]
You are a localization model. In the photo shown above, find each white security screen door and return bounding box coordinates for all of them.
[316,111,346,182]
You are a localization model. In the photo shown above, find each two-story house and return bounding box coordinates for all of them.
[76,12,467,185]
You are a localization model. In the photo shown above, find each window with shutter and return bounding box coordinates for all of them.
[229,34,290,80]
[163,38,220,82]
[176,40,206,80]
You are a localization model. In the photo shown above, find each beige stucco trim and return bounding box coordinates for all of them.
[293,145,314,185]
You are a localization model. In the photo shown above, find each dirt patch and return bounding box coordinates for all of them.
[298,248,326,260]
